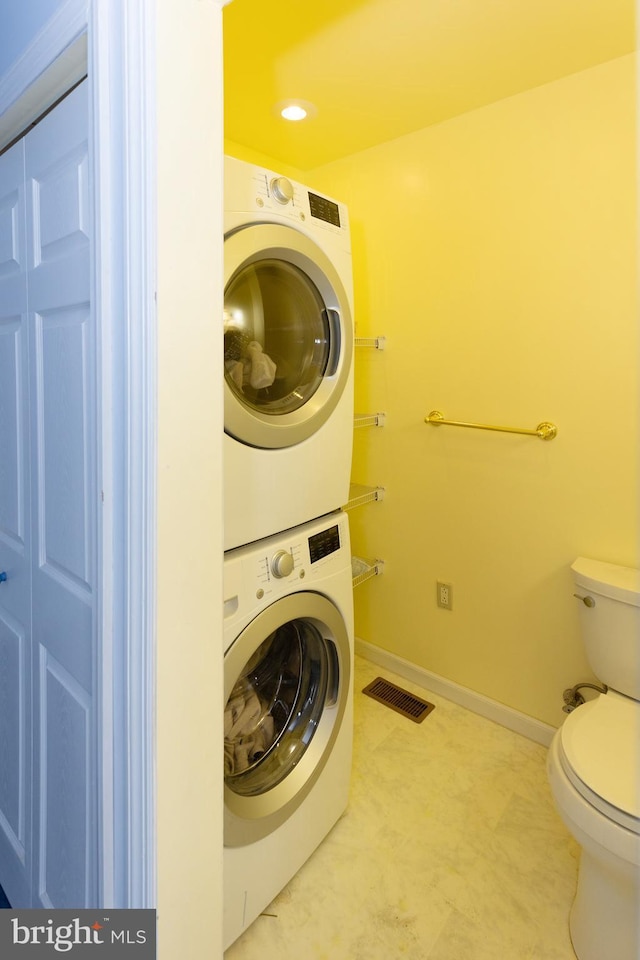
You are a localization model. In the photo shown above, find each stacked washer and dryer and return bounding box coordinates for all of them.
[222,156,355,950]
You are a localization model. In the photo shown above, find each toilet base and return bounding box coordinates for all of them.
[569,846,639,960]
[547,729,640,960]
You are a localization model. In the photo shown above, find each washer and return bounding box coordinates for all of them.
[224,155,354,551]
[223,510,354,949]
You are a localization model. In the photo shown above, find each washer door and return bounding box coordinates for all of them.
[223,223,353,449]
[224,592,351,847]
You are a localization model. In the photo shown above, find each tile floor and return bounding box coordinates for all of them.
[225,655,579,960]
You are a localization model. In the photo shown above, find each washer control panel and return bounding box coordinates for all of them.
[226,514,346,598]
[254,521,343,589]
[308,523,341,563]
[223,512,350,640]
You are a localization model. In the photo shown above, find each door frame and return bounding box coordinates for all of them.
[0,0,158,907]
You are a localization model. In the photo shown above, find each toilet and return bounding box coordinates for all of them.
[547,558,640,960]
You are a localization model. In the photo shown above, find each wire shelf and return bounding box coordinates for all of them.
[352,556,385,588]
[344,484,385,510]
[355,336,386,350]
[354,412,386,428]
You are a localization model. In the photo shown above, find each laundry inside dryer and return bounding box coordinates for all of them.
[224,259,330,411]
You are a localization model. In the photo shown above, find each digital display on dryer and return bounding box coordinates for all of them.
[308,192,341,227]
[308,524,341,563]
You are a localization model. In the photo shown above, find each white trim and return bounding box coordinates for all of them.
[355,637,557,746]
[89,0,157,908]
[1,0,157,910]
[0,0,88,150]
[89,5,115,911]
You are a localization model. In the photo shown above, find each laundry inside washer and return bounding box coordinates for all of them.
[224,618,337,790]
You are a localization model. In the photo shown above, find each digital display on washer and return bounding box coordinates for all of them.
[308,192,341,228]
[308,524,341,563]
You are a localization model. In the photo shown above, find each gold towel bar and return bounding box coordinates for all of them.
[425,410,557,441]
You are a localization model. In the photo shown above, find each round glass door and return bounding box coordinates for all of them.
[223,592,351,847]
[224,618,331,797]
[223,223,353,449]
[224,259,331,416]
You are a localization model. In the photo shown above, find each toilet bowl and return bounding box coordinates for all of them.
[547,558,640,960]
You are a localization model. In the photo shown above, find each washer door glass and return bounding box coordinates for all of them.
[224,591,351,847]
[224,617,334,797]
[224,259,331,416]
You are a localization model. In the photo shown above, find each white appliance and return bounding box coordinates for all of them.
[223,511,354,949]
[223,155,354,551]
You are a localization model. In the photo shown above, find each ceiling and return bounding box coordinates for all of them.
[223,0,635,171]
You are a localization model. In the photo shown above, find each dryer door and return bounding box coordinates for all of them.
[223,223,353,449]
[224,592,351,846]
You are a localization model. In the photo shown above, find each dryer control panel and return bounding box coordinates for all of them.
[224,155,350,250]
[308,191,341,228]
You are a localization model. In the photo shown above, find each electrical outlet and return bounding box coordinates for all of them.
[437,581,453,610]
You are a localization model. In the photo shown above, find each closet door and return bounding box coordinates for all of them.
[0,137,33,909]
[25,80,98,909]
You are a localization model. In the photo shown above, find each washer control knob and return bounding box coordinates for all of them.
[271,550,294,579]
[270,176,294,204]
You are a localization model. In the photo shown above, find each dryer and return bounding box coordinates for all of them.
[223,156,354,551]
[223,510,354,949]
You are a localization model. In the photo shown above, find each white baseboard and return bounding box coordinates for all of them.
[355,637,556,747]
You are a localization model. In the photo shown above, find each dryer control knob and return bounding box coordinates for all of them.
[271,550,294,579]
[270,177,294,204]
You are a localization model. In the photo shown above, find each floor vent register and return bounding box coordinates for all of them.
[362,677,435,723]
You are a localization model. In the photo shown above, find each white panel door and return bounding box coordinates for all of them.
[0,135,33,909]
[25,81,97,909]
[0,79,98,908]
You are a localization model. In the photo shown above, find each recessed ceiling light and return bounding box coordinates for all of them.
[274,100,317,123]
[281,104,307,122]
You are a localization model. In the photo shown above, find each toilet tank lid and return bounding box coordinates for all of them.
[571,557,640,607]
[561,693,640,819]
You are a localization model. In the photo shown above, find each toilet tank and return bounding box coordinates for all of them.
[571,558,640,700]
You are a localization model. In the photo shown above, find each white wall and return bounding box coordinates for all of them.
[155,0,224,955]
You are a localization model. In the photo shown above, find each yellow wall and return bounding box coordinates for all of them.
[303,54,638,726]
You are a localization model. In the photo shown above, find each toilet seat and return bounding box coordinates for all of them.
[559,692,640,834]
